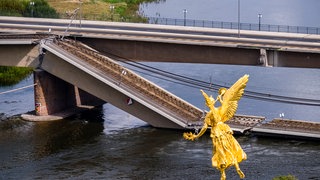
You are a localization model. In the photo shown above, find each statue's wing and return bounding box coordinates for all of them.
[219,74,249,122]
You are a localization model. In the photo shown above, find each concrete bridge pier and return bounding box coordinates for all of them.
[32,69,104,118]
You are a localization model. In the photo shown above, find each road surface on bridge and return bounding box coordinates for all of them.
[1,16,320,42]
[1,16,320,54]
[40,37,264,131]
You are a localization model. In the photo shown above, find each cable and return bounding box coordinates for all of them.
[125,61,320,106]
[0,84,36,95]
[97,50,320,106]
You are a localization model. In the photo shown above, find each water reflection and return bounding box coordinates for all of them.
[0,110,104,178]
[103,104,147,135]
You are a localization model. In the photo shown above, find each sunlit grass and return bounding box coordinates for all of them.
[47,0,111,20]
[47,0,146,22]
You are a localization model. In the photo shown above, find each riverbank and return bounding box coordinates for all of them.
[0,67,32,86]
[47,0,150,22]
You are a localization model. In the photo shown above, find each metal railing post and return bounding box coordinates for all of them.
[144,16,319,35]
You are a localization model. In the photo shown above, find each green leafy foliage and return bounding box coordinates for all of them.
[0,0,25,16]
[0,0,59,18]
[273,175,298,180]
[102,0,158,22]
[24,0,59,18]
[0,67,32,86]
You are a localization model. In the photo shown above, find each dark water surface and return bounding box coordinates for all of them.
[1,63,320,179]
[1,108,320,180]
[1,111,320,179]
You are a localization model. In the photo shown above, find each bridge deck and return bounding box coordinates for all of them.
[254,118,320,133]
[2,17,320,68]
[47,38,265,131]
[0,33,265,131]
[252,119,320,140]
[50,38,204,126]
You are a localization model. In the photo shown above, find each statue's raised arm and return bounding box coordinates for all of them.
[200,89,215,111]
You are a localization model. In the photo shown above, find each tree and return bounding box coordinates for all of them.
[23,0,59,18]
[0,0,59,18]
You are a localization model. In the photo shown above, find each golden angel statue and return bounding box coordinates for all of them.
[183,74,249,180]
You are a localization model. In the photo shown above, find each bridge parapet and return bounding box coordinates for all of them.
[52,38,203,125]
[0,33,51,41]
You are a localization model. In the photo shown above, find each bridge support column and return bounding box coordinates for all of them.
[33,69,104,117]
[259,49,269,67]
[269,50,279,67]
[75,87,105,107]
[34,69,77,116]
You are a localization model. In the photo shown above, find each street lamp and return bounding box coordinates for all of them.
[79,0,83,28]
[110,5,115,21]
[258,13,262,31]
[237,0,240,37]
[30,1,34,17]
[183,9,187,26]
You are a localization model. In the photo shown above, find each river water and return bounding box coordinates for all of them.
[1,1,320,179]
[1,63,320,179]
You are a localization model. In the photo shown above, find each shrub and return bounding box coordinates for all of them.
[273,175,298,180]
[0,0,59,18]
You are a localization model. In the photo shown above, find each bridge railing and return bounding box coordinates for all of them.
[147,17,320,35]
[54,39,203,123]
[56,12,320,35]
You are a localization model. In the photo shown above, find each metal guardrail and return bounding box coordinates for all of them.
[147,17,320,35]
[258,118,320,133]
[55,12,320,35]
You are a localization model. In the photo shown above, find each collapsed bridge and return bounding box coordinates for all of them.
[1,33,319,140]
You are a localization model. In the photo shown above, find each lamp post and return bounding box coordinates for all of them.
[237,0,240,38]
[258,13,262,31]
[79,0,82,28]
[110,5,115,21]
[183,9,187,26]
[30,1,34,17]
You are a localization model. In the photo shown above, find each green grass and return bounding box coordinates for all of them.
[47,0,148,22]
[273,175,298,180]
[0,66,33,86]
[0,0,59,18]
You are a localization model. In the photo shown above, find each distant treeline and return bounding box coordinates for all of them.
[0,0,58,18]
[102,0,165,22]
